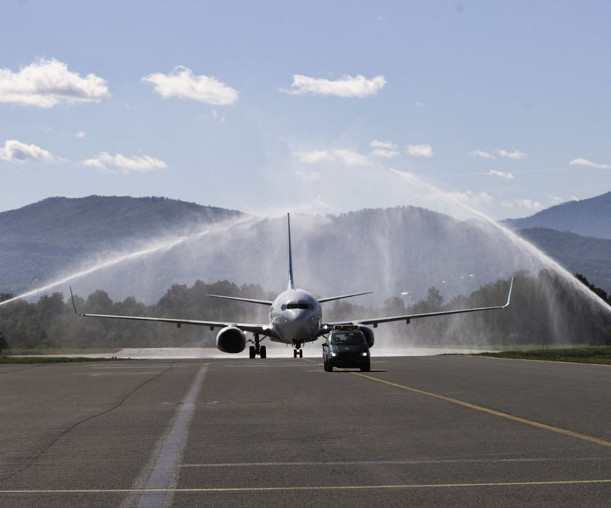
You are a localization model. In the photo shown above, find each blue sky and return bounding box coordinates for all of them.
[1,0,610,219]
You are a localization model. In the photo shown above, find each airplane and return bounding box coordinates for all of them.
[71,213,513,359]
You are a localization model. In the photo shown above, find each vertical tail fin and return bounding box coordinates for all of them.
[287,213,295,290]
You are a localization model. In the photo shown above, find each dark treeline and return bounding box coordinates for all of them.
[0,271,610,349]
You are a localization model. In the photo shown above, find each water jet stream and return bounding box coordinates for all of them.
[0,216,258,307]
[390,169,611,316]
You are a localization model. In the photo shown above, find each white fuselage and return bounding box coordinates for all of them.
[269,288,322,345]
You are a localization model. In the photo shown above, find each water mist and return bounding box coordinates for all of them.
[386,169,611,348]
[0,215,258,308]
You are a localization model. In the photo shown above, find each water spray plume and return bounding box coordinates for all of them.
[390,169,611,316]
[0,216,258,307]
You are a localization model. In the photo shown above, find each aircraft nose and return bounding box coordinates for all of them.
[279,310,321,341]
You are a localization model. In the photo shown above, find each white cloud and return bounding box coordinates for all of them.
[83,152,167,174]
[0,139,55,163]
[370,140,399,158]
[518,199,543,211]
[371,140,396,150]
[334,149,369,166]
[488,169,515,180]
[499,149,528,160]
[45,128,86,139]
[0,58,110,108]
[143,66,238,105]
[501,198,545,211]
[281,74,386,98]
[551,196,579,206]
[294,149,368,166]
[447,190,493,206]
[470,149,495,159]
[407,143,433,158]
[568,158,610,169]
[294,150,334,164]
[372,148,399,159]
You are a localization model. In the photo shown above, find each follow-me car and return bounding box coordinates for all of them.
[323,325,371,372]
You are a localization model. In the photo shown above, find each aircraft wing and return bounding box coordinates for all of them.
[69,288,269,334]
[328,278,513,328]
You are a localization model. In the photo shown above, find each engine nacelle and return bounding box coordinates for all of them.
[216,326,246,354]
[358,325,375,348]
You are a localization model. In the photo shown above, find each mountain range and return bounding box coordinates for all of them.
[502,191,611,292]
[504,191,611,239]
[0,193,609,301]
[0,196,241,295]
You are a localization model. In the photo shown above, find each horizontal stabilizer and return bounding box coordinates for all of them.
[206,294,273,306]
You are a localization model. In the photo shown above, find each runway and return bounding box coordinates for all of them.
[0,354,609,506]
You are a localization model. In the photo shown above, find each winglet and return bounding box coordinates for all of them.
[69,286,83,316]
[287,213,295,290]
[503,277,514,308]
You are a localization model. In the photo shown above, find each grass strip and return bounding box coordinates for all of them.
[479,346,611,365]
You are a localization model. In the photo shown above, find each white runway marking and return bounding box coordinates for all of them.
[180,457,611,468]
[120,364,208,508]
[3,478,611,495]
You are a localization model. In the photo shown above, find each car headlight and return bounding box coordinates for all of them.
[361,352,368,357]
[330,352,337,357]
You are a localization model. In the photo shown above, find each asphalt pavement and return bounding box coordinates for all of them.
[0,354,609,507]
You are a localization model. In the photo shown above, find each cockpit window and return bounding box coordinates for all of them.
[286,301,313,310]
[331,332,366,346]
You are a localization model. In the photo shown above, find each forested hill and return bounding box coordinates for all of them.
[518,228,611,293]
[0,196,242,294]
[504,191,611,239]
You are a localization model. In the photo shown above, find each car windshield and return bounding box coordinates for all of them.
[330,332,366,346]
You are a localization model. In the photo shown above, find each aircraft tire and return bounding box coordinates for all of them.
[299,349,303,358]
[260,346,267,359]
[249,346,256,359]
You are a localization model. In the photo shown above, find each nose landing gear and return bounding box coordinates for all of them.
[293,341,303,358]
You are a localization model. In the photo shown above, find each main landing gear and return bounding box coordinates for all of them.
[248,334,267,359]
[293,342,303,358]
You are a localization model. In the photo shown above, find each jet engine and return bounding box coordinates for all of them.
[216,326,246,354]
[358,325,375,348]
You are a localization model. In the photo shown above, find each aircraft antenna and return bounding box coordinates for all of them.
[287,213,295,289]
